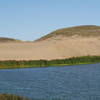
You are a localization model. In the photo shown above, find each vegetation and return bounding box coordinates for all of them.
[0,56,100,69]
[0,37,21,42]
[0,94,30,100]
[37,25,100,41]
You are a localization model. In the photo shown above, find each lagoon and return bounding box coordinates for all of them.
[0,64,100,100]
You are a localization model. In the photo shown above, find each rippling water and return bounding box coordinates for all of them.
[0,64,100,100]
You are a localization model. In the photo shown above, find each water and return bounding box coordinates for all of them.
[0,64,100,100]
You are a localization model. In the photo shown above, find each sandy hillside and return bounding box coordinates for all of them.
[0,25,100,60]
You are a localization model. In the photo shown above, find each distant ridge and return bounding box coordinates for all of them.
[0,37,22,42]
[37,25,100,41]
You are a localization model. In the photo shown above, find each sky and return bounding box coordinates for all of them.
[0,0,100,41]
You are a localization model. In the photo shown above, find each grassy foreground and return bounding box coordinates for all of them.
[0,94,30,100]
[0,56,100,69]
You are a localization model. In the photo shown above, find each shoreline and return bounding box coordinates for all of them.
[0,56,100,69]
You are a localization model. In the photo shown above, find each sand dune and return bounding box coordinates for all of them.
[0,36,100,60]
[0,25,100,60]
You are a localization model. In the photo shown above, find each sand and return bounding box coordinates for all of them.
[0,36,100,60]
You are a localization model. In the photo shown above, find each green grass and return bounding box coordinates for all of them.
[0,56,100,69]
[37,25,100,41]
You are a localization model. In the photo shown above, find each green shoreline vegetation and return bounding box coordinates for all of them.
[0,56,100,69]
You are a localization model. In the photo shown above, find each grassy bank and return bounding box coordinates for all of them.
[0,94,30,100]
[0,56,100,69]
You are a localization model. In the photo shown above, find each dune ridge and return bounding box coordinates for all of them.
[0,25,100,61]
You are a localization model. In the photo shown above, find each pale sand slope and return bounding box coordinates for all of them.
[0,36,100,60]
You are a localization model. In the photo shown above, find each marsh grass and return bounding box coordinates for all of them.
[0,56,100,69]
[0,94,30,100]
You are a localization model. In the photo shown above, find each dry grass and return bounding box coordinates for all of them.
[0,37,21,43]
[37,25,100,41]
[0,94,30,100]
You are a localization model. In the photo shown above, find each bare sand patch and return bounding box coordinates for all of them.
[0,36,100,60]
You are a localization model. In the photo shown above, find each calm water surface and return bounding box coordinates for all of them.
[0,64,100,100]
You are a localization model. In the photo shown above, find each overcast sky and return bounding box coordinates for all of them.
[0,0,100,40]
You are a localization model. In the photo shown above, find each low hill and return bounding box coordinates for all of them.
[37,25,100,41]
[0,37,21,43]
